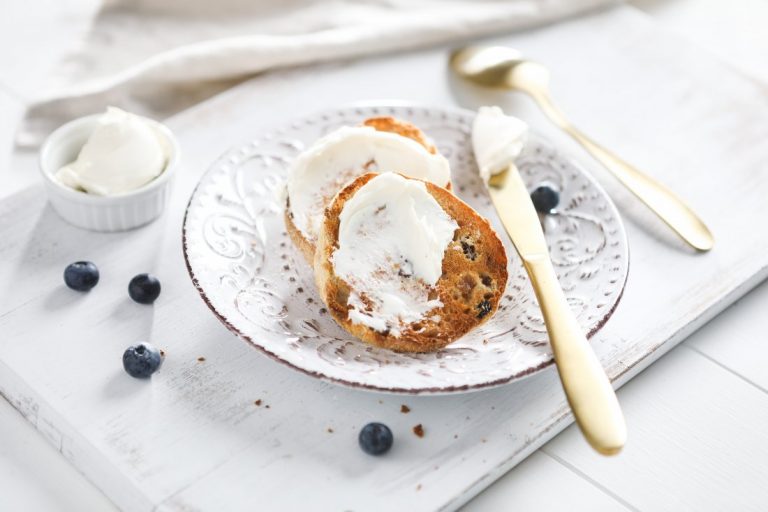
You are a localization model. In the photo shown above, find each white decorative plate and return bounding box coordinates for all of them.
[182,104,628,394]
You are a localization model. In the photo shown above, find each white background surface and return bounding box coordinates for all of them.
[1,1,768,510]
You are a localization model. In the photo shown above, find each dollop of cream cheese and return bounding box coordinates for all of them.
[331,173,458,336]
[287,125,450,243]
[55,107,169,196]
[472,106,528,182]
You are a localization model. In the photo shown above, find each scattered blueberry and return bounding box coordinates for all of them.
[359,422,393,455]
[530,184,560,213]
[122,342,162,378]
[63,261,100,291]
[128,273,161,304]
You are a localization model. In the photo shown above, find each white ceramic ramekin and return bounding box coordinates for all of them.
[39,114,180,232]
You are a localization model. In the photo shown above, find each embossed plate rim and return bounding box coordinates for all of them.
[182,102,629,395]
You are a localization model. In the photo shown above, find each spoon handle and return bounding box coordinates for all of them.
[530,91,714,252]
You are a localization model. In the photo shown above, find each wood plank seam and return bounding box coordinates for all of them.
[439,407,573,511]
[683,344,768,395]
[540,449,640,512]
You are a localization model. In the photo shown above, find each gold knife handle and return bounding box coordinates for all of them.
[530,90,714,252]
[523,255,626,455]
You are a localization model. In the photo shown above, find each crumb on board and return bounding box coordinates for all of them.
[400,405,411,414]
[197,356,206,362]
[413,424,425,438]
[327,428,334,433]
[416,484,422,491]
[254,399,262,406]
[160,349,166,357]
[481,438,487,443]
[265,405,271,409]
[378,400,383,404]
[454,434,458,439]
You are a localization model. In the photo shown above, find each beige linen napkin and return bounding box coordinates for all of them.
[19,0,616,146]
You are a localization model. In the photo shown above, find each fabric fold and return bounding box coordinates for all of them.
[19,0,617,146]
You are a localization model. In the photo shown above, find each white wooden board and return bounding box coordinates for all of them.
[1,6,768,511]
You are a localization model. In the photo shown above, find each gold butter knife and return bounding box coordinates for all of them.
[488,165,627,455]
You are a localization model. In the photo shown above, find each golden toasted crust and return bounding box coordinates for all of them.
[285,117,447,264]
[284,199,316,265]
[314,173,508,353]
[362,117,437,154]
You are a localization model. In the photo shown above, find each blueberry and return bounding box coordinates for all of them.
[530,184,560,213]
[122,342,162,378]
[63,261,99,291]
[359,422,393,455]
[128,273,161,304]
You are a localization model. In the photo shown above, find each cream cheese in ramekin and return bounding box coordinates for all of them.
[55,107,170,196]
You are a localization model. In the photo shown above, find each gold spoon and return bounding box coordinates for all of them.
[450,46,714,252]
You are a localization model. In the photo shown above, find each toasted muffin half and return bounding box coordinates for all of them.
[314,172,508,353]
[285,117,450,265]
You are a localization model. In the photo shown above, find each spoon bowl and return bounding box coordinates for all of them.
[450,46,550,93]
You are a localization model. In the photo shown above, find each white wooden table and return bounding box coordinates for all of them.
[2,1,768,510]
